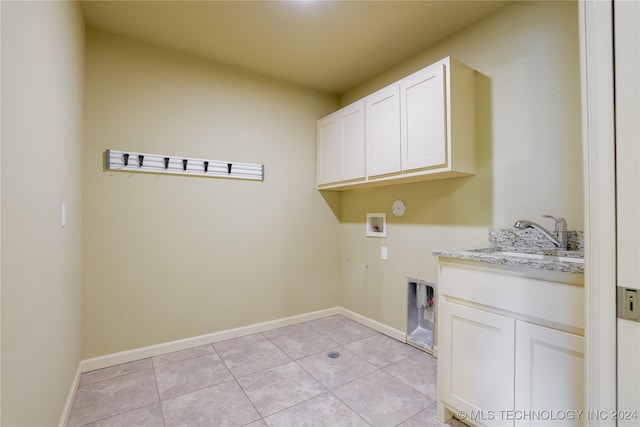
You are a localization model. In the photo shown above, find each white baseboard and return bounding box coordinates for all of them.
[63,306,420,424]
[80,307,341,373]
[58,362,82,427]
[337,307,407,342]
[78,306,418,376]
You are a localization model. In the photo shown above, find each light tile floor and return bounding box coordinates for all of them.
[67,315,465,427]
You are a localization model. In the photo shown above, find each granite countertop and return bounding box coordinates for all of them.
[433,228,585,274]
[433,246,584,274]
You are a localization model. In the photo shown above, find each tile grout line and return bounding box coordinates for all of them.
[68,367,159,427]
[280,322,385,425]
[300,334,434,426]
[153,349,241,402]
[382,352,439,402]
[266,317,398,425]
[327,388,373,426]
[235,319,365,422]
[150,343,215,369]
[150,361,167,427]
[289,353,375,426]
[76,360,154,389]
[152,341,285,422]
[73,403,163,427]
[214,333,270,425]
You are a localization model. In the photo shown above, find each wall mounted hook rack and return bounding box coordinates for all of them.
[105,149,264,181]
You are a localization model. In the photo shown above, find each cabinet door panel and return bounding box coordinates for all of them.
[514,321,584,427]
[401,63,447,171]
[439,301,515,426]
[317,116,341,184]
[341,106,365,180]
[317,101,365,185]
[366,84,401,177]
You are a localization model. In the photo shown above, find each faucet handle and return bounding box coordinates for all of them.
[542,214,567,233]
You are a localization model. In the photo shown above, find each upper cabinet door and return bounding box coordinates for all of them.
[317,114,341,185]
[341,102,366,181]
[366,84,401,177]
[400,63,447,172]
[317,101,365,185]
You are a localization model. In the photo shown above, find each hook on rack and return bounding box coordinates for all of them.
[182,159,188,171]
[123,153,129,166]
[164,157,170,169]
[138,155,144,167]
[227,163,232,174]
[204,161,209,173]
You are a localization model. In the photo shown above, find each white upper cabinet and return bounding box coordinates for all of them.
[366,84,401,177]
[317,114,341,185]
[317,56,476,190]
[316,100,365,185]
[401,62,447,172]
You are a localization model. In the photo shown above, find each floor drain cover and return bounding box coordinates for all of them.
[327,351,341,359]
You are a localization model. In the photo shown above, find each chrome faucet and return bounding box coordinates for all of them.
[514,215,568,249]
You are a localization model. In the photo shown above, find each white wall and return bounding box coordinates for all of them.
[337,1,583,333]
[1,2,84,425]
[82,29,340,358]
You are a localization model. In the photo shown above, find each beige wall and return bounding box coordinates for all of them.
[82,29,340,358]
[337,1,583,331]
[1,1,84,425]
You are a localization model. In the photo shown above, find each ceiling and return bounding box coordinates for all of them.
[81,1,510,94]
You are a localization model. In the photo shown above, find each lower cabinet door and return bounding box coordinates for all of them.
[439,301,516,426]
[514,321,585,426]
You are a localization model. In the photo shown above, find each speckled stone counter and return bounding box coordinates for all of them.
[489,228,584,251]
[433,228,585,274]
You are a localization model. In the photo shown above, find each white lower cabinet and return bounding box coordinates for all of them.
[514,321,584,427]
[439,301,515,427]
[437,261,585,427]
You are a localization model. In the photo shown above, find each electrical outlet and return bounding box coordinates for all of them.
[381,246,388,260]
[61,203,67,227]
